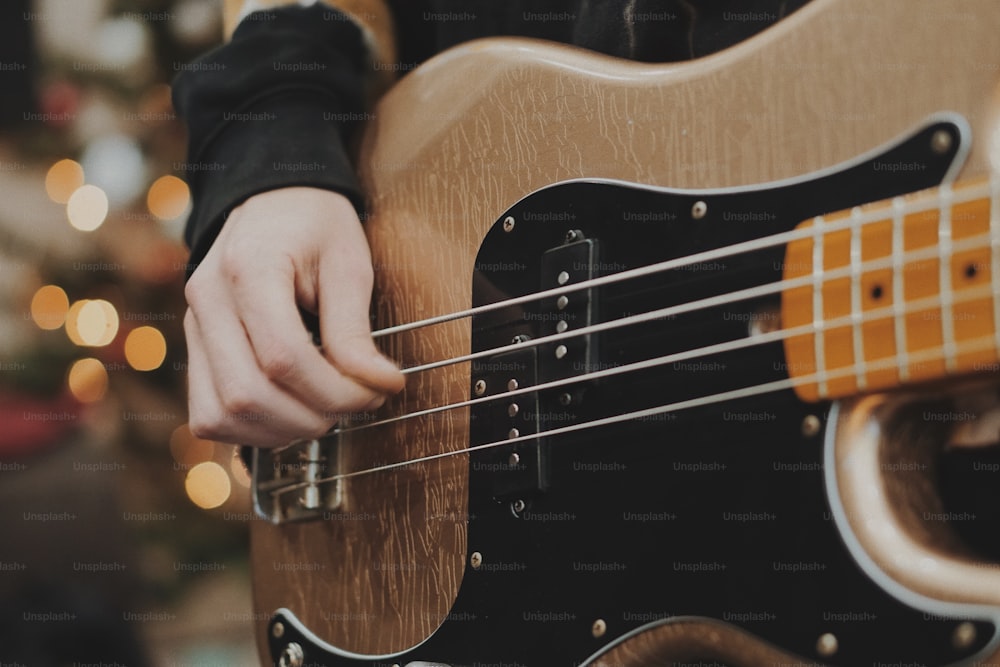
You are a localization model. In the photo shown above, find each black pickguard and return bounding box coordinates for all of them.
[268,120,1000,666]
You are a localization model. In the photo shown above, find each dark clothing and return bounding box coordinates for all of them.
[173,1,810,273]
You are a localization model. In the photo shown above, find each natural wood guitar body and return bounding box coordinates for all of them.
[249,0,1000,662]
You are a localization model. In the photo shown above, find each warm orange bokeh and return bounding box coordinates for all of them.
[30,285,70,330]
[147,175,190,220]
[44,159,84,204]
[124,325,166,370]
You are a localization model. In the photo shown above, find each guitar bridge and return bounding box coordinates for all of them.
[252,438,342,523]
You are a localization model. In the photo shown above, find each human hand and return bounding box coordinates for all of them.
[183,187,404,446]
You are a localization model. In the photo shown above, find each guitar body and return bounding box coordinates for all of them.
[249,0,1000,664]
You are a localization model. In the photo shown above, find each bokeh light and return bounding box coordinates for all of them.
[172,0,222,46]
[69,299,119,347]
[147,175,190,221]
[44,159,84,204]
[80,134,147,207]
[64,300,87,345]
[96,18,148,70]
[66,184,109,231]
[124,326,166,370]
[67,358,108,403]
[30,285,70,330]
[185,461,231,509]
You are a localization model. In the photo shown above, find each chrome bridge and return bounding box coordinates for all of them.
[252,437,343,523]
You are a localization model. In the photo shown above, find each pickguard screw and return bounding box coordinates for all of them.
[508,403,519,417]
[508,428,520,439]
[474,379,487,396]
[556,320,568,333]
[802,414,822,438]
[557,295,569,310]
[508,452,520,465]
[692,200,708,220]
[592,618,607,638]
[511,499,526,514]
[558,392,572,406]
[503,216,515,232]
[470,551,483,569]
[278,642,304,667]
[953,621,977,649]
[816,632,838,657]
[931,129,952,155]
[512,334,531,344]
[555,345,568,359]
[272,622,285,639]
[557,271,570,285]
[507,378,519,391]
[565,229,583,243]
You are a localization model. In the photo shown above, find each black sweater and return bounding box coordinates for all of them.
[173,0,811,272]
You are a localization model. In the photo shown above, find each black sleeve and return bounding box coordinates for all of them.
[171,4,374,276]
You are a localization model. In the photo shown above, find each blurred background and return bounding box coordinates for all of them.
[0,0,258,664]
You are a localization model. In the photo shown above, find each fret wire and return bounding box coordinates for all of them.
[849,206,867,390]
[892,197,909,382]
[938,183,957,370]
[811,216,828,398]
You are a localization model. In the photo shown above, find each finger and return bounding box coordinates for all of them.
[185,309,231,441]
[229,263,390,418]
[316,248,405,395]
[185,291,333,446]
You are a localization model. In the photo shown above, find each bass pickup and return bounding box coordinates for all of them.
[469,232,602,504]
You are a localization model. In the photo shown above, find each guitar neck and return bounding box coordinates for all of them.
[781,173,999,402]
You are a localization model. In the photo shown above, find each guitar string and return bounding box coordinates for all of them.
[264,285,994,495]
[369,179,994,341]
[388,230,994,377]
[332,281,996,437]
[269,331,1000,495]
[261,183,1000,494]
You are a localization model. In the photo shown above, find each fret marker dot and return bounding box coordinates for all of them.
[965,264,978,279]
[870,284,884,300]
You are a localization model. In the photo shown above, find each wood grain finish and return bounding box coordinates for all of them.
[250,0,1000,661]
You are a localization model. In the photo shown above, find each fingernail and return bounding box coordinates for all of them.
[365,394,387,411]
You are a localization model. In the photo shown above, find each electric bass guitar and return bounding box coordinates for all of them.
[248,0,1000,664]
